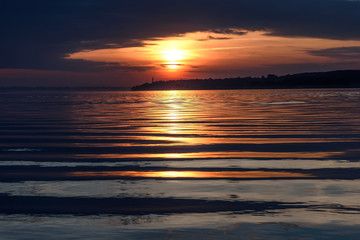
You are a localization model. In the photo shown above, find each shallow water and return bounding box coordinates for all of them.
[1,89,360,239]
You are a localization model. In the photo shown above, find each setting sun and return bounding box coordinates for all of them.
[162,49,186,61]
[166,63,180,69]
[160,48,188,70]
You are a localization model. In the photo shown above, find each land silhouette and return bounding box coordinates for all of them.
[132,70,360,91]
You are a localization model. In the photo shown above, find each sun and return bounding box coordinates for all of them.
[162,49,185,62]
[167,64,180,69]
[159,48,189,70]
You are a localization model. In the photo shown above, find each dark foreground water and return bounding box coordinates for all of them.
[1,89,360,239]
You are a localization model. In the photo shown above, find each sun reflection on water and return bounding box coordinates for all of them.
[69,170,313,179]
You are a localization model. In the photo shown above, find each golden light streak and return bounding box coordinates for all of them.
[69,170,313,179]
[76,151,343,159]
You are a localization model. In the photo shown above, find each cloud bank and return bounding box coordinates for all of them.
[0,0,359,74]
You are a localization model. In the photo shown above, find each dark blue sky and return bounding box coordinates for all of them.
[1,0,360,87]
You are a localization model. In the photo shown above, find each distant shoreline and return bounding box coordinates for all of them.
[131,70,360,91]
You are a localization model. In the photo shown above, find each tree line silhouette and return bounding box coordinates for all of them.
[132,70,360,91]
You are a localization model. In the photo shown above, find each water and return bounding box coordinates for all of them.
[1,89,360,239]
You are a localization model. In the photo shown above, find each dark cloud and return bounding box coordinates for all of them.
[160,63,184,68]
[208,36,232,40]
[210,29,248,35]
[196,36,233,41]
[307,47,360,59]
[0,0,360,72]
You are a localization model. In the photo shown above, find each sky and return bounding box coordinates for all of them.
[1,0,360,87]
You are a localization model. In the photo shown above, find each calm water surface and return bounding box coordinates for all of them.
[1,89,360,239]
